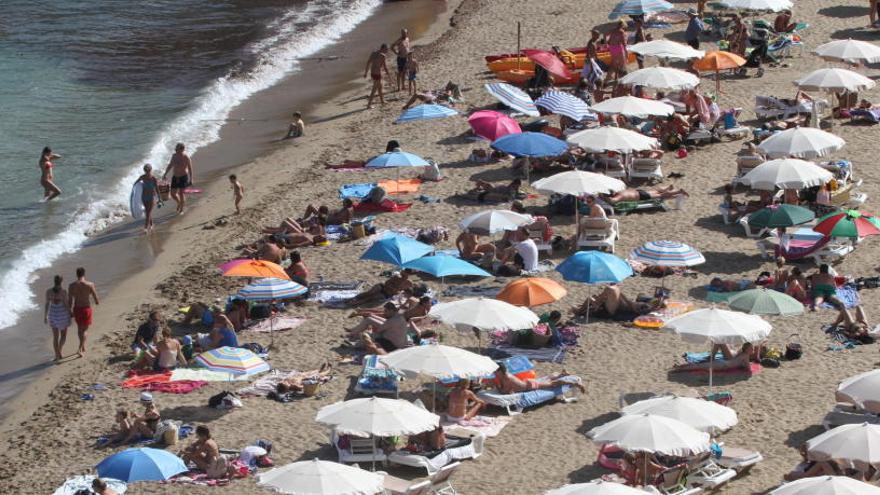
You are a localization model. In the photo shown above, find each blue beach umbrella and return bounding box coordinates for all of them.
[556,251,634,323]
[403,254,491,279]
[491,132,568,158]
[609,0,674,19]
[96,448,188,482]
[396,104,459,123]
[239,278,308,300]
[360,233,434,267]
[365,151,430,168]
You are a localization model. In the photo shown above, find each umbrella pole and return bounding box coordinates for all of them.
[574,195,580,251]
[372,436,376,471]
[517,22,521,71]
[270,298,276,350]
[644,454,649,487]
[715,70,720,98]
[709,350,714,394]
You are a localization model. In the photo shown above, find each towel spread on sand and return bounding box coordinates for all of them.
[441,285,503,297]
[378,178,422,194]
[245,316,307,333]
[339,182,376,199]
[170,369,244,382]
[310,289,361,307]
[122,371,171,388]
[143,381,208,394]
[54,476,128,495]
[685,362,763,376]
[442,415,512,438]
[487,344,566,363]
[354,199,413,213]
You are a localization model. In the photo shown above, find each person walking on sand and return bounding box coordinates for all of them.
[162,143,193,215]
[391,28,411,92]
[68,267,99,357]
[229,174,244,214]
[364,44,390,109]
[39,146,62,201]
[134,164,160,233]
[44,274,71,362]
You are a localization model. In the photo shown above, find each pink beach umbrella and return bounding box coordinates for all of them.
[468,110,522,141]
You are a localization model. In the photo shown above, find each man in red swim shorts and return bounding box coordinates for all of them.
[363,44,390,109]
[68,267,99,358]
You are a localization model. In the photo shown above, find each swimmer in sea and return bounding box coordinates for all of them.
[39,146,62,201]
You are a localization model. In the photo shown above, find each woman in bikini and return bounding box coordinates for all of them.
[39,146,62,201]
[44,274,71,361]
[606,20,629,81]
[134,164,161,232]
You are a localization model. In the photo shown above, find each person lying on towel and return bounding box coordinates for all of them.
[600,185,688,204]
[493,362,586,394]
[570,285,659,321]
[672,342,758,373]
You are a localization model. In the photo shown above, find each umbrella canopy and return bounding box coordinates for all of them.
[257,458,384,495]
[396,104,459,123]
[807,423,880,468]
[747,204,815,229]
[316,397,439,438]
[402,254,491,278]
[359,233,433,267]
[620,67,700,91]
[567,126,659,153]
[96,448,188,482]
[609,0,674,19]
[814,39,880,65]
[491,131,568,157]
[496,277,568,307]
[629,39,705,60]
[239,277,308,301]
[195,346,271,376]
[837,370,880,413]
[587,413,711,456]
[665,307,772,345]
[591,96,674,117]
[719,0,792,12]
[740,158,834,191]
[629,240,705,267]
[758,127,846,159]
[365,151,429,168]
[467,110,521,141]
[532,170,627,197]
[429,297,539,330]
[219,259,290,280]
[622,395,739,433]
[795,68,876,93]
[380,343,499,380]
[556,251,634,284]
[693,51,746,72]
[522,49,572,80]
[546,480,650,495]
[459,209,534,235]
[769,476,880,495]
[535,91,596,121]
[485,82,540,116]
[727,288,805,316]
[814,210,880,239]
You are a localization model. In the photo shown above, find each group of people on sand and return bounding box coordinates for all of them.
[364,28,422,108]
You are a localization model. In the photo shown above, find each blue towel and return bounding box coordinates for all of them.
[516,386,568,408]
[685,352,726,364]
[339,182,377,199]
[820,284,860,309]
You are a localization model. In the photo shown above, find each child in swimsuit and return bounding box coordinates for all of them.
[405,53,419,96]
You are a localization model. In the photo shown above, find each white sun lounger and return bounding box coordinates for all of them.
[387,431,485,474]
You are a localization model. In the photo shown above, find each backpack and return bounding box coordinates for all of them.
[785,334,803,360]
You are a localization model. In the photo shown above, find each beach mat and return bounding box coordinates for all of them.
[686,362,763,376]
[142,380,208,394]
[354,199,413,213]
[822,284,860,309]
[339,182,376,199]
[170,369,245,382]
[245,316,307,333]
[442,415,512,438]
[487,344,566,363]
[326,160,365,170]
[378,178,422,195]
[441,285,503,298]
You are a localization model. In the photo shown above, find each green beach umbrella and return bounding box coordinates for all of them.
[747,204,814,229]
[814,210,880,238]
[727,288,804,316]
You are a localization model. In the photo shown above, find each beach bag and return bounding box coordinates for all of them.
[154,419,181,446]
[209,391,236,408]
[302,379,320,397]
[785,334,803,360]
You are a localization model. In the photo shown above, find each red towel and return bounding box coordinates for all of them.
[354,199,413,213]
[143,380,208,394]
[122,371,172,388]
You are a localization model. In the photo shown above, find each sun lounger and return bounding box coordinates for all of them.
[687,458,737,488]
[717,446,764,472]
[477,384,576,415]
[850,108,880,124]
[379,475,432,495]
[577,218,619,253]
[354,354,401,396]
[738,214,770,238]
[429,461,461,495]
[525,218,553,254]
[629,158,663,181]
[757,234,853,265]
[822,403,880,430]
[754,96,823,120]
[732,155,763,184]
[642,464,703,495]
[597,197,669,216]
[387,432,484,474]
[331,431,387,466]
[829,182,868,210]
[594,156,627,179]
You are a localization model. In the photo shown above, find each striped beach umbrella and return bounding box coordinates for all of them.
[630,240,705,267]
[195,346,270,376]
[535,91,596,121]
[396,104,458,123]
[609,0,674,19]
[485,82,540,116]
[814,210,880,239]
[238,278,307,301]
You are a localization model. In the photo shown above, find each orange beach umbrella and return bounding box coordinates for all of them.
[219,259,290,280]
[693,51,746,95]
[496,277,567,307]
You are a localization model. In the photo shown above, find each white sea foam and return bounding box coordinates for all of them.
[0,0,382,329]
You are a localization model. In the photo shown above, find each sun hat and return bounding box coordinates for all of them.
[140,392,154,403]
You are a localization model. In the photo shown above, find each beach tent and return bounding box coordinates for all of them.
[257,458,384,495]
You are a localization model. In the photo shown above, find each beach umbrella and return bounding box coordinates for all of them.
[496,277,568,307]
[814,210,880,239]
[195,346,270,376]
[556,251,633,323]
[535,90,597,121]
[590,96,674,117]
[53,476,127,495]
[365,151,429,168]
[484,82,540,116]
[836,370,880,413]
[380,343,498,380]
[630,240,705,267]
[546,480,650,495]
[693,51,746,95]
[814,39,880,65]
[769,476,880,495]
[532,170,626,197]
[567,126,659,153]
[257,458,384,495]
[795,68,876,93]
[622,395,739,433]
[807,423,880,469]
[620,67,700,91]
[429,297,539,330]
[747,204,815,229]
[468,110,521,141]
[402,254,491,279]
[758,127,846,159]
[719,0,792,12]
[219,258,290,280]
[609,0,674,19]
[96,448,188,482]
[629,39,704,61]
[239,277,308,300]
[359,233,433,267]
[396,104,458,123]
[740,158,833,191]
[491,132,568,157]
[459,209,534,235]
[522,49,572,80]
[727,288,805,316]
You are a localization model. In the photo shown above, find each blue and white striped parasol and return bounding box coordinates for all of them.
[630,240,705,267]
[396,104,458,123]
[535,91,597,121]
[609,0,674,19]
[484,83,540,117]
[238,277,308,300]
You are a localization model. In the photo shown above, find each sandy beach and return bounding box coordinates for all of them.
[4,0,880,494]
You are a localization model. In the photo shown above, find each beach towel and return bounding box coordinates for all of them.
[850,108,880,123]
[122,371,171,388]
[338,182,377,199]
[819,284,860,309]
[522,259,556,275]
[309,289,361,307]
[245,316,307,333]
[54,476,128,495]
[326,160,365,170]
[378,178,422,195]
[324,224,348,241]
[441,285,503,298]
[354,199,413,213]
[143,380,208,394]
[685,363,763,376]
[685,352,725,364]
[355,354,399,395]
[170,369,244,382]
[442,415,512,438]
[161,473,232,487]
[487,343,566,363]
[238,369,300,397]
[309,281,363,291]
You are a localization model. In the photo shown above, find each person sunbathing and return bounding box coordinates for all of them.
[493,362,586,393]
[110,409,135,445]
[571,285,656,321]
[471,179,522,203]
[709,277,756,292]
[622,451,666,486]
[456,231,497,261]
[345,270,413,307]
[771,257,790,290]
[274,230,328,249]
[240,237,287,264]
[832,305,875,344]
[91,478,119,495]
[303,199,354,225]
[359,303,412,355]
[344,296,431,339]
[446,379,485,422]
[402,82,460,109]
[601,185,688,204]
[810,263,843,311]
[407,425,447,452]
[180,425,225,478]
[263,215,326,236]
[786,266,808,301]
[276,362,333,394]
[785,444,843,481]
[115,398,161,444]
[673,342,756,372]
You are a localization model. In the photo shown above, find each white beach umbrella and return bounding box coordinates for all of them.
[567,126,659,153]
[429,297,539,330]
[379,344,498,380]
[620,67,700,91]
[807,423,880,469]
[587,413,711,456]
[720,0,792,12]
[621,395,739,433]
[665,307,771,346]
[257,458,384,495]
[837,370,880,413]
[591,96,674,117]
[769,475,880,495]
[758,127,846,159]
[740,158,834,191]
[794,68,876,93]
[532,170,626,197]
[629,39,705,60]
[545,480,651,495]
[814,39,880,65]
[458,209,534,236]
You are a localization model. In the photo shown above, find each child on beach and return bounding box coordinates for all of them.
[229,174,244,214]
[405,53,419,95]
[285,112,304,139]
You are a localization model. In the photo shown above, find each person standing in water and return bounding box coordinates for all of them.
[391,28,411,92]
[162,143,193,215]
[134,164,160,233]
[44,275,71,362]
[39,146,62,201]
[68,267,99,357]
[364,44,390,109]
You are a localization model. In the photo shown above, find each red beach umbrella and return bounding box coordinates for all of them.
[467,110,522,141]
[522,49,572,80]
[814,210,880,239]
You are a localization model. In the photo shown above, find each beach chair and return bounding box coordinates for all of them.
[643,464,703,495]
[629,158,663,181]
[594,156,627,179]
[829,182,868,210]
[719,108,751,140]
[354,354,401,397]
[525,221,553,255]
[429,461,461,495]
[716,446,764,472]
[331,431,387,466]
[737,214,770,238]
[387,431,484,474]
[379,475,432,495]
[757,234,853,265]
[687,458,737,488]
[577,218,619,253]
[821,403,880,430]
[732,155,764,184]
[477,383,577,415]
